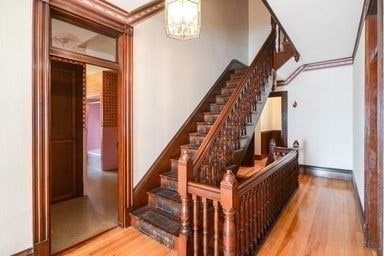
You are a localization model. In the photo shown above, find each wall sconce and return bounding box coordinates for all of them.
[165,0,201,40]
[293,101,298,108]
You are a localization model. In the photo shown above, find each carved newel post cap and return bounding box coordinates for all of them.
[221,170,237,186]
[293,140,299,148]
[180,149,191,161]
[269,138,276,147]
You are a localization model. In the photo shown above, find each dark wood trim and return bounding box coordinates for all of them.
[353,0,372,59]
[377,0,383,254]
[352,172,365,230]
[127,0,164,26]
[254,155,267,161]
[33,0,133,253]
[50,0,165,29]
[133,60,247,209]
[277,57,353,87]
[117,26,134,227]
[365,10,380,249]
[11,248,34,256]
[49,0,127,32]
[299,165,353,181]
[49,48,120,71]
[269,91,288,147]
[33,1,51,254]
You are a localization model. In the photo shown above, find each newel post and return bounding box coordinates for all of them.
[220,170,238,256]
[267,138,276,164]
[178,150,193,256]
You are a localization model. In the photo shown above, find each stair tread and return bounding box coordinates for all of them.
[130,206,180,236]
[149,187,181,204]
[204,111,221,115]
[190,132,208,137]
[197,121,215,125]
[181,143,200,149]
[160,171,178,181]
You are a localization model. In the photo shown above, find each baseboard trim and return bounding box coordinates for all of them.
[11,248,33,256]
[300,165,352,181]
[352,173,365,229]
[255,154,267,160]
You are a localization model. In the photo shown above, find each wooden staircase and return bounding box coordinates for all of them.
[130,68,249,249]
[130,21,300,255]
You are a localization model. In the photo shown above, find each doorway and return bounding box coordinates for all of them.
[255,91,288,159]
[50,61,119,253]
[33,2,133,254]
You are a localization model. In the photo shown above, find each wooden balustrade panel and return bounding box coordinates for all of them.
[193,33,275,187]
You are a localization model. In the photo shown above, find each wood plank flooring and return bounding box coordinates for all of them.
[258,175,375,256]
[60,175,376,256]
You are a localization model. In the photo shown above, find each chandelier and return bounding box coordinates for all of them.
[165,0,201,40]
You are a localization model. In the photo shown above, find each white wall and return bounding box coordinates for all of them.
[0,1,33,254]
[249,0,271,155]
[353,25,365,208]
[260,97,282,132]
[248,0,271,64]
[133,0,249,186]
[277,65,353,169]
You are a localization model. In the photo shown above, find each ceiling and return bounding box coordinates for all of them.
[267,0,364,63]
[106,0,154,12]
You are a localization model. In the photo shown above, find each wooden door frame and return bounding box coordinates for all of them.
[364,0,384,254]
[269,91,288,147]
[33,0,133,254]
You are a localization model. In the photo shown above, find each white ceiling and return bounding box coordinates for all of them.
[106,0,154,12]
[268,0,364,63]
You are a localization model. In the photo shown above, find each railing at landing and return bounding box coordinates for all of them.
[177,141,300,256]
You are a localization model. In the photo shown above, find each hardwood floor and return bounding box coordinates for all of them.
[61,175,375,256]
[258,175,376,256]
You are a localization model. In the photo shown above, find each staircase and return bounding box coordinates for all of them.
[130,68,249,249]
[130,22,299,255]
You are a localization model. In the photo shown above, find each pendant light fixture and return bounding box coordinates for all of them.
[165,0,201,40]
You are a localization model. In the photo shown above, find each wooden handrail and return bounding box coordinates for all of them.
[191,32,276,185]
[238,149,297,196]
[187,181,221,201]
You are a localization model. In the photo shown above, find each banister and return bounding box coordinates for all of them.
[192,31,276,173]
[187,181,221,201]
[238,149,297,196]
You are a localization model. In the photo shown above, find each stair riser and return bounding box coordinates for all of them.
[204,113,220,123]
[216,95,230,104]
[148,195,181,217]
[180,146,197,157]
[170,159,178,171]
[226,81,238,87]
[189,135,206,145]
[161,177,178,191]
[222,87,236,95]
[230,73,244,80]
[210,104,225,112]
[130,215,177,249]
[197,124,213,133]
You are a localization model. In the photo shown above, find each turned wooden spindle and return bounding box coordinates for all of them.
[178,150,193,256]
[220,170,238,256]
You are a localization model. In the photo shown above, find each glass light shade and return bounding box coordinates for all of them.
[165,0,201,40]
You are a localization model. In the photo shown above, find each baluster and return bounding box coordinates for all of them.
[244,193,249,255]
[220,170,238,256]
[213,201,219,256]
[192,195,199,256]
[202,197,208,256]
[178,150,193,256]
